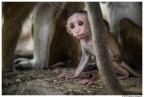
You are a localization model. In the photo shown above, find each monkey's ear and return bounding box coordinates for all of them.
[65,25,72,34]
[65,25,68,30]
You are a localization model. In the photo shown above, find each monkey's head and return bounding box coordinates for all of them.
[65,10,91,40]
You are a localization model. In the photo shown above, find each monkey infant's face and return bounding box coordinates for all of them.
[66,13,91,40]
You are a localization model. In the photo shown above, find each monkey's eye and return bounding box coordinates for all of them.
[78,21,84,26]
[70,24,75,29]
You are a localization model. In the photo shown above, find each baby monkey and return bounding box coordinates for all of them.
[58,10,141,85]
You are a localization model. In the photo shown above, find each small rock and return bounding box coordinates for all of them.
[53,80,58,83]
[16,79,21,83]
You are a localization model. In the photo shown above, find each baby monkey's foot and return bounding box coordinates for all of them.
[79,71,102,85]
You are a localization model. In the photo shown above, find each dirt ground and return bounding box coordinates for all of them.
[2,67,142,95]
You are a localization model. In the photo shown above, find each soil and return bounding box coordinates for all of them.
[2,67,142,95]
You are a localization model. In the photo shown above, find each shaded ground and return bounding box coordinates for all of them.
[2,67,142,95]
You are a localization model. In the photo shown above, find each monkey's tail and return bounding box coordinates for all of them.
[50,62,65,69]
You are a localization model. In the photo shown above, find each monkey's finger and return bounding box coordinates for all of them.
[87,81,94,85]
[15,58,30,64]
[79,79,97,85]
[79,79,90,85]
[88,80,102,85]
[57,73,68,78]
[57,73,75,79]
[14,60,32,70]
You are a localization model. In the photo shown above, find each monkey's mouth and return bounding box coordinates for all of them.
[76,34,86,39]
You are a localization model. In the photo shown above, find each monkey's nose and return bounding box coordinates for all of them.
[76,30,79,34]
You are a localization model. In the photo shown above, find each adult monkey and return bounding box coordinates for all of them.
[100,2,142,74]
[2,2,84,71]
